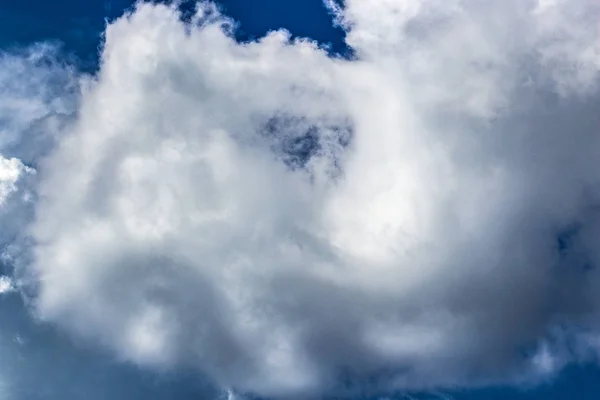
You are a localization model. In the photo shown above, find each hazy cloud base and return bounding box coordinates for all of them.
[1,0,600,398]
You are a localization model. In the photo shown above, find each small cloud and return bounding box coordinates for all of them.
[0,276,14,295]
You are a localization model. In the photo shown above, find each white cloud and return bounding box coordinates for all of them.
[0,155,35,250]
[0,277,14,295]
[0,0,598,398]
[0,44,79,164]
[0,157,24,206]
[0,44,78,261]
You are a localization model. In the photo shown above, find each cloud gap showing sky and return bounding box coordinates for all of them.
[0,0,599,399]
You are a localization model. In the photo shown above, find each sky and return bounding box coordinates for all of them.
[0,1,599,399]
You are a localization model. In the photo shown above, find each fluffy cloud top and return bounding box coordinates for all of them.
[1,0,599,398]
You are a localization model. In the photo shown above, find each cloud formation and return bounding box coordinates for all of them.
[1,0,599,398]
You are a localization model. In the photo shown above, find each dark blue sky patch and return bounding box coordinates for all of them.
[260,114,353,175]
[447,365,600,400]
[0,0,349,72]
[555,224,595,274]
[216,0,349,56]
[0,0,133,71]
[262,115,322,170]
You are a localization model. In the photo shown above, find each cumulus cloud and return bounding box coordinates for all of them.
[1,0,599,398]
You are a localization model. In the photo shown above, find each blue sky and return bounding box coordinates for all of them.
[0,0,349,70]
[1,1,599,399]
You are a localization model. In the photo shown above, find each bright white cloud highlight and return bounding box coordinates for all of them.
[1,0,599,398]
[0,277,13,295]
[0,157,24,206]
